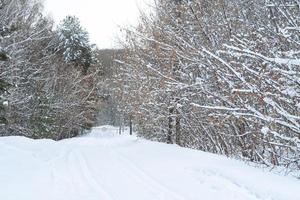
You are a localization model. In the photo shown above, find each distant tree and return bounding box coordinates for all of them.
[58,16,96,74]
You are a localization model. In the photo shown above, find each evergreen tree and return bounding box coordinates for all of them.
[58,16,95,74]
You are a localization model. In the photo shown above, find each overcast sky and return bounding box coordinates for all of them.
[44,0,150,49]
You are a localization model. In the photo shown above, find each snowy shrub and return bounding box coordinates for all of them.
[114,0,300,171]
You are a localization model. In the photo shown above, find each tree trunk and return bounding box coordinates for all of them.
[167,107,174,144]
[175,108,181,146]
[129,115,133,135]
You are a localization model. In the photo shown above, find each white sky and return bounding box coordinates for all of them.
[44,0,150,49]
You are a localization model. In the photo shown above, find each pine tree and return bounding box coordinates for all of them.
[58,16,95,74]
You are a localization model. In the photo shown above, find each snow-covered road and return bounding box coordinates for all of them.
[0,126,299,200]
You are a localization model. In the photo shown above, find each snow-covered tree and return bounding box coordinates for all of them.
[115,0,300,171]
[0,79,9,124]
[0,0,100,139]
[0,50,8,124]
[58,15,96,74]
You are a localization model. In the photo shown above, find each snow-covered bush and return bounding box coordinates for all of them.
[115,0,300,171]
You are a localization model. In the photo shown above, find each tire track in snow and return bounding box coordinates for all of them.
[47,149,78,199]
[82,149,162,200]
[70,150,116,200]
[65,150,81,197]
[111,150,187,200]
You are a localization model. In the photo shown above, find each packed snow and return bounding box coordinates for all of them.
[0,126,299,200]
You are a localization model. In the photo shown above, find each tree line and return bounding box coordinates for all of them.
[0,0,101,140]
[111,0,300,171]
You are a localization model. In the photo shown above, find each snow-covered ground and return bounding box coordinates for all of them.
[0,126,299,200]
